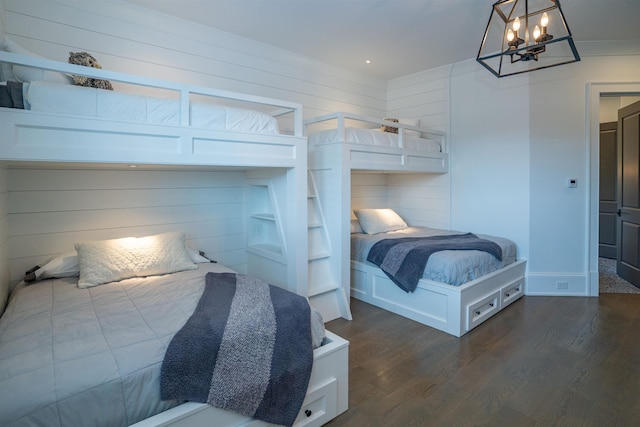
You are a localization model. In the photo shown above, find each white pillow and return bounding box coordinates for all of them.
[350,219,363,234]
[33,246,209,282]
[354,208,408,235]
[75,231,197,289]
[35,251,80,280]
[2,37,71,84]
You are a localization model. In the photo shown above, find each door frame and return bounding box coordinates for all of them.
[588,82,640,297]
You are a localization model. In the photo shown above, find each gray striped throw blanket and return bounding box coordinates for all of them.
[367,233,503,292]
[160,272,313,427]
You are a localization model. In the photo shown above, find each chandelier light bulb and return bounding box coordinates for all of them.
[507,29,515,42]
[541,12,549,28]
[512,17,520,32]
[533,25,541,41]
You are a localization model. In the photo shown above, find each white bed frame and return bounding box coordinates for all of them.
[305,112,526,336]
[351,260,526,337]
[305,112,449,323]
[0,52,348,426]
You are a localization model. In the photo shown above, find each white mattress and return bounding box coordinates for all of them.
[351,226,517,286]
[22,81,280,134]
[308,127,442,152]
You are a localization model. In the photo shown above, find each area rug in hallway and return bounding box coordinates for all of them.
[599,257,640,294]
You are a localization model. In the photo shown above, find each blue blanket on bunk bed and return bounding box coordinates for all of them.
[160,272,313,427]
[367,233,503,292]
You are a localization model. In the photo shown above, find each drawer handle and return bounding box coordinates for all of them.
[305,409,312,417]
[505,292,510,297]
[489,303,494,307]
[475,310,481,316]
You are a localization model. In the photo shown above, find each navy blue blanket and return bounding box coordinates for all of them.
[367,233,503,292]
[160,272,313,427]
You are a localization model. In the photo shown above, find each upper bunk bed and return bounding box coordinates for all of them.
[0,49,306,170]
[0,44,309,299]
[304,111,448,173]
[304,113,525,337]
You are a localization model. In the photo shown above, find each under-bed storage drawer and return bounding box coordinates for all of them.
[293,378,338,427]
[501,279,524,308]
[466,290,500,332]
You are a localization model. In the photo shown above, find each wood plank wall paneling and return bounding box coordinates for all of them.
[6,168,249,290]
[387,173,450,229]
[351,172,450,229]
[0,165,9,312]
[387,64,452,139]
[2,0,388,131]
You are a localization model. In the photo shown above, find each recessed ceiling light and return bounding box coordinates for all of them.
[365,60,371,64]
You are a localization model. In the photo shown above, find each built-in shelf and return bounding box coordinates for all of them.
[247,183,285,263]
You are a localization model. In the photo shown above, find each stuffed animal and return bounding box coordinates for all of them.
[68,51,113,90]
[381,117,399,133]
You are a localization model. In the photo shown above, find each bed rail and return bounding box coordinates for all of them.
[304,111,446,151]
[0,51,303,136]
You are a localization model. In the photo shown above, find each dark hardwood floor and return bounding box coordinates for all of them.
[325,295,640,427]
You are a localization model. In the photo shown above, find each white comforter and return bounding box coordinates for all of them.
[0,263,324,427]
[351,226,517,286]
[23,81,280,134]
[308,127,442,152]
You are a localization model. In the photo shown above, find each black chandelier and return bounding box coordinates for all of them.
[476,0,580,77]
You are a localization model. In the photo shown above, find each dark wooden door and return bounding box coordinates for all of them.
[599,122,618,258]
[617,100,640,287]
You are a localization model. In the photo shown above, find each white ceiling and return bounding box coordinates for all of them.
[123,0,640,80]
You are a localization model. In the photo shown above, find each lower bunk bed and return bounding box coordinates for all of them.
[0,232,348,427]
[349,210,526,337]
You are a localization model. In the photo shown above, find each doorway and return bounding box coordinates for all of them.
[589,84,640,296]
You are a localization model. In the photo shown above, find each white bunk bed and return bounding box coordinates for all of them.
[0,50,348,426]
[305,112,526,337]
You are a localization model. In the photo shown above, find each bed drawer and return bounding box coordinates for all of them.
[501,279,524,308]
[293,378,338,427]
[466,290,500,332]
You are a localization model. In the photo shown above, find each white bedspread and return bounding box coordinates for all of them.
[0,263,324,427]
[308,127,442,152]
[351,227,517,286]
[23,81,280,134]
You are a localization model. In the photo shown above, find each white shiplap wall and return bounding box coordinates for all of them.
[2,0,388,130]
[6,167,249,291]
[351,172,450,229]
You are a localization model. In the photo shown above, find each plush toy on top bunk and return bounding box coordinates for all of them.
[380,117,399,133]
[68,51,113,90]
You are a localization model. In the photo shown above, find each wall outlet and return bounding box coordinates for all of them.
[556,281,569,289]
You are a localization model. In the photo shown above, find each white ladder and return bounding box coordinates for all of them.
[307,171,352,322]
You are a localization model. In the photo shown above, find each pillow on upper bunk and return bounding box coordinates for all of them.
[1,36,72,84]
[354,208,408,234]
[74,231,198,288]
